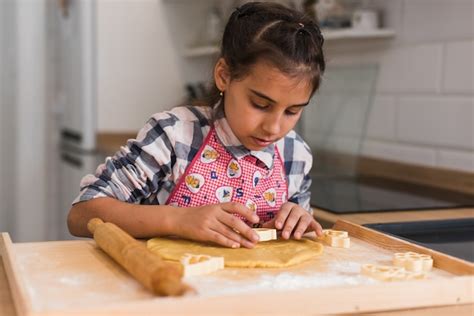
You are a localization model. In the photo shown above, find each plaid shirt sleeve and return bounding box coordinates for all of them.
[278,131,313,212]
[73,111,181,205]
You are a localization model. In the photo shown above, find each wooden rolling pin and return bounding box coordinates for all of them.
[87,218,191,296]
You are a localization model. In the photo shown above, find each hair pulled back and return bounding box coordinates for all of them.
[203,1,326,107]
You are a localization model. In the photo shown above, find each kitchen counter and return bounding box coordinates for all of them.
[96,132,136,156]
[313,206,474,228]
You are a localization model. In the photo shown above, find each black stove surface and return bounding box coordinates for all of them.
[310,176,474,214]
[364,218,474,262]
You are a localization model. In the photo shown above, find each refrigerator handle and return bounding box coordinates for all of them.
[61,153,83,169]
[61,129,83,146]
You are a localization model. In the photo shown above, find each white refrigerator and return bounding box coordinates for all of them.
[56,0,183,240]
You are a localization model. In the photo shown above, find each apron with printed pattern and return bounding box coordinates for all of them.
[166,127,288,226]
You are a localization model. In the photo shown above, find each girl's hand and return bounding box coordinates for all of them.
[172,202,261,249]
[262,202,323,239]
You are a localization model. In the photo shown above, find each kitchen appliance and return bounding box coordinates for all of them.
[310,175,474,214]
[56,0,100,240]
[364,218,474,262]
[55,0,183,240]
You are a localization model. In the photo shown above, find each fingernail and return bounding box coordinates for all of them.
[232,243,240,248]
[253,215,259,222]
[295,232,301,239]
[276,221,282,229]
[252,234,260,242]
[283,231,289,239]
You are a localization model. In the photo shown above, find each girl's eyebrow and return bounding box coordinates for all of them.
[249,89,310,107]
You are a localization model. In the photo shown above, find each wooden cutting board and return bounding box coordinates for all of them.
[1,220,473,315]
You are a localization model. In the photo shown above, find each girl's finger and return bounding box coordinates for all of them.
[207,228,241,249]
[213,221,256,249]
[281,207,301,239]
[221,202,259,224]
[219,212,260,244]
[307,218,324,237]
[293,216,313,239]
[274,202,294,230]
[261,217,276,229]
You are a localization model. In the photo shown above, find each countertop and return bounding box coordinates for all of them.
[313,206,474,228]
[1,207,473,315]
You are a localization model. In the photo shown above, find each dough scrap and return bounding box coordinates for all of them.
[147,237,324,268]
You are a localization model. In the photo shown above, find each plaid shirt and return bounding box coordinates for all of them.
[74,105,313,211]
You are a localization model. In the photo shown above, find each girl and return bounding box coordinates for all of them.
[68,1,326,249]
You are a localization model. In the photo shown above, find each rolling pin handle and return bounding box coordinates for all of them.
[87,218,104,234]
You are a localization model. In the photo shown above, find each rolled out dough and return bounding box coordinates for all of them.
[147,237,324,268]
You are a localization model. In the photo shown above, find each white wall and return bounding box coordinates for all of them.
[96,0,184,132]
[318,0,474,173]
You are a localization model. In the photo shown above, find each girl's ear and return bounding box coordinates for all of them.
[214,58,231,92]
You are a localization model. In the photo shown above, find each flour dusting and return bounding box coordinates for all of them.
[185,259,378,297]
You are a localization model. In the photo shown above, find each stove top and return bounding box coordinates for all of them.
[364,218,474,262]
[310,176,474,214]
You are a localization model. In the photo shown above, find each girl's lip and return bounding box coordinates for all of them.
[252,136,274,146]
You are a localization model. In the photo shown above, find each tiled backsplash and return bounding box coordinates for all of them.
[305,0,473,173]
[302,64,378,175]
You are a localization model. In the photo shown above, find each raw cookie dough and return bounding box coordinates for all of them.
[147,237,323,268]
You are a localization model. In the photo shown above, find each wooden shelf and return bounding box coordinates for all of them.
[322,28,395,40]
[183,45,220,58]
[183,28,395,58]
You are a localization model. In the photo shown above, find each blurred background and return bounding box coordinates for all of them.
[0,0,472,242]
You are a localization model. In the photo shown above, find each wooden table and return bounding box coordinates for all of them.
[1,207,473,315]
[0,256,472,316]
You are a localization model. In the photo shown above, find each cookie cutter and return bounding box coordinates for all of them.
[252,228,277,242]
[393,251,433,272]
[180,253,224,276]
[361,263,426,282]
[318,229,350,248]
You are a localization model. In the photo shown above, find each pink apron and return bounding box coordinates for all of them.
[166,127,288,226]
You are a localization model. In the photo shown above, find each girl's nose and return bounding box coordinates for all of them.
[261,114,281,136]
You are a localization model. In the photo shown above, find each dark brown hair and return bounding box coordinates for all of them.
[200,1,326,107]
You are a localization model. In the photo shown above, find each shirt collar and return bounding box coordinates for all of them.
[212,103,275,169]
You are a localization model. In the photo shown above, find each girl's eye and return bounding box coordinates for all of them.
[285,109,300,116]
[251,101,269,110]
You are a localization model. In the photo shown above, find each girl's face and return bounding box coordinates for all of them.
[215,59,313,151]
